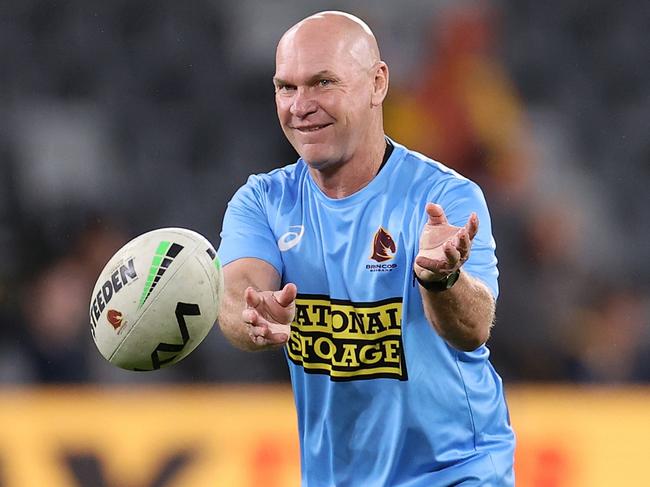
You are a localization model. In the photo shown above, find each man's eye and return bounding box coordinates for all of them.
[318,79,332,87]
[276,84,296,92]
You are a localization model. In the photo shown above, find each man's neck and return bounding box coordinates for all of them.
[309,135,389,199]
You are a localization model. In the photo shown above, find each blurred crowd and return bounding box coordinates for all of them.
[0,0,648,385]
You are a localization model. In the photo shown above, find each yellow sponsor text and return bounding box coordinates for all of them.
[287,294,406,381]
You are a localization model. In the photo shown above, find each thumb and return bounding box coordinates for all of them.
[425,203,449,225]
[275,283,297,307]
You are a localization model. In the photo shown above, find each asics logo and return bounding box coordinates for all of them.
[278,225,304,251]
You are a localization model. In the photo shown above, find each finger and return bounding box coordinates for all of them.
[443,241,461,265]
[265,331,289,344]
[243,309,276,344]
[456,228,471,256]
[243,308,263,328]
[425,203,449,225]
[415,255,448,272]
[250,332,280,347]
[242,307,253,324]
[250,334,263,345]
[245,309,267,342]
[249,322,289,346]
[244,286,262,309]
[274,282,297,307]
[465,212,479,240]
[250,322,268,338]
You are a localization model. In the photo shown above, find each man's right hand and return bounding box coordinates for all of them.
[242,283,297,348]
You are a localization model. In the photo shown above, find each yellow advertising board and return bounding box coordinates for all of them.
[0,387,300,487]
[0,386,647,486]
[508,386,650,487]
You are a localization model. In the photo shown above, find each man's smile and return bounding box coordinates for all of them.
[292,123,333,133]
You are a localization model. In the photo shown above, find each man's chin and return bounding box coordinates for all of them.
[304,157,346,174]
[302,156,329,170]
[298,147,334,170]
[293,140,345,172]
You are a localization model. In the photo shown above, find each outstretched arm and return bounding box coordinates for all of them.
[218,257,296,351]
[414,203,495,351]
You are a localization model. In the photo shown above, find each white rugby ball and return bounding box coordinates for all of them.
[90,228,223,371]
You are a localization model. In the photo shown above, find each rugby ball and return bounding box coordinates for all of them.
[89,228,223,371]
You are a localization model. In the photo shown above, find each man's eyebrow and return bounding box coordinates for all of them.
[273,70,339,86]
[273,76,291,86]
[309,70,338,81]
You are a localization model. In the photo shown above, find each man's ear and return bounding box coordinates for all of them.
[371,62,389,106]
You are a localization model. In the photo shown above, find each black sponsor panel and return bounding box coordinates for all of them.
[287,294,407,382]
[287,329,407,382]
[295,293,403,308]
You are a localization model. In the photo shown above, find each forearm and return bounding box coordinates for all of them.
[419,271,495,351]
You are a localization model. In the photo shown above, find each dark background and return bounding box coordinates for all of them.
[0,0,648,385]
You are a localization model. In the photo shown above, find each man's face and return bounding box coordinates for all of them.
[274,31,374,169]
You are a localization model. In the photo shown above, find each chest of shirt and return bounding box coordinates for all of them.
[270,191,421,300]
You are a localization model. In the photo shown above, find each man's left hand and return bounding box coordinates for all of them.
[414,203,479,283]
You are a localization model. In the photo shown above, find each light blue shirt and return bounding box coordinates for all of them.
[219,139,515,486]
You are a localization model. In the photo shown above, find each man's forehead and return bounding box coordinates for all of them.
[274,63,341,82]
[275,42,358,80]
[274,18,379,86]
[276,32,377,81]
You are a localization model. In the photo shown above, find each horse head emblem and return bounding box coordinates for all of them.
[371,227,397,262]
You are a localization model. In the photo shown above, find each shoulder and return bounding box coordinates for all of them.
[243,160,305,193]
[392,141,484,200]
[229,159,306,209]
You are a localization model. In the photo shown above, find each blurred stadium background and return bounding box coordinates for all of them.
[0,0,648,485]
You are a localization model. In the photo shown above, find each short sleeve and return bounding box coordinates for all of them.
[433,178,499,299]
[218,175,283,276]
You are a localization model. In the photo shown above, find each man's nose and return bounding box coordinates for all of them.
[290,88,318,118]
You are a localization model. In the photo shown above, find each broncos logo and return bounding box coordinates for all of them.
[370,227,397,262]
[107,309,124,330]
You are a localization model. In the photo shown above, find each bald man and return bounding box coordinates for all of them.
[218,11,515,486]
